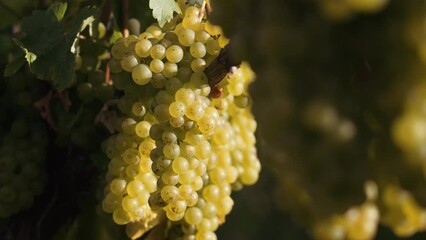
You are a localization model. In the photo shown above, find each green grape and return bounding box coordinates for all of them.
[149,59,165,73]
[190,42,207,58]
[126,180,146,197]
[166,45,185,63]
[190,58,207,72]
[135,39,153,57]
[150,44,167,60]
[163,62,179,78]
[178,28,196,47]
[132,64,152,85]
[135,121,151,138]
[121,55,140,72]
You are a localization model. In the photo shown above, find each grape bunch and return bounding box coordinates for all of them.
[0,119,48,218]
[0,72,49,218]
[101,5,260,240]
[312,181,379,240]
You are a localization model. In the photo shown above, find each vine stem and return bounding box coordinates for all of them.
[122,0,129,37]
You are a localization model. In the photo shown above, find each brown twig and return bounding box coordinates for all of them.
[34,91,56,130]
[122,0,129,37]
[100,0,112,26]
[105,64,111,84]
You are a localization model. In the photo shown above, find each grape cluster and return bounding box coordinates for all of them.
[101,6,260,239]
[381,184,426,237]
[0,72,49,218]
[312,181,379,240]
[0,119,48,218]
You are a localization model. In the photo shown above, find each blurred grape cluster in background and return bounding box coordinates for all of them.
[211,0,426,239]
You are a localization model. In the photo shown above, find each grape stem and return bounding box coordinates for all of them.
[122,0,129,37]
[34,91,56,129]
[199,0,212,20]
[34,91,72,130]
[95,99,119,133]
[100,0,112,26]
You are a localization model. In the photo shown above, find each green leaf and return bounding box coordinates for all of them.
[4,55,25,77]
[149,0,181,27]
[50,2,68,21]
[15,5,99,90]
[20,8,62,55]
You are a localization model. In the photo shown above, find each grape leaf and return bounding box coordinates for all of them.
[149,0,181,27]
[50,2,67,21]
[15,2,98,90]
[3,54,25,77]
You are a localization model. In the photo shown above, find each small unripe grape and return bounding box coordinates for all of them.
[195,30,210,43]
[202,185,220,202]
[161,185,179,203]
[151,44,166,60]
[165,77,184,93]
[240,167,259,185]
[202,202,217,218]
[180,170,197,185]
[166,208,185,221]
[135,39,152,57]
[132,64,152,85]
[110,178,127,195]
[122,195,139,212]
[135,121,151,138]
[191,58,207,72]
[185,207,203,225]
[185,6,200,16]
[178,28,196,47]
[122,148,140,164]
[161,169,180,185]
[126,180,145,197]
[169,101,186,118]
[150,59,165,73]
[170,116,185,127]
[154,104,171,123]
[206,39,220,55]
[166,45,184,63]
[217,196,234,215]
[102,193,122,213]
[131,102,147,117]
[169,200,187,214]
[190,176,204,191]
[151,73,167,88]
[175,88,195,106]
[121,55,139,72]
[113,208,131,225]
[146,25,162,38]
[163,143,180,159]
[172,157,189,174]
[190,42,207,58]
[186,102,205,120]
[164,62,179,78]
